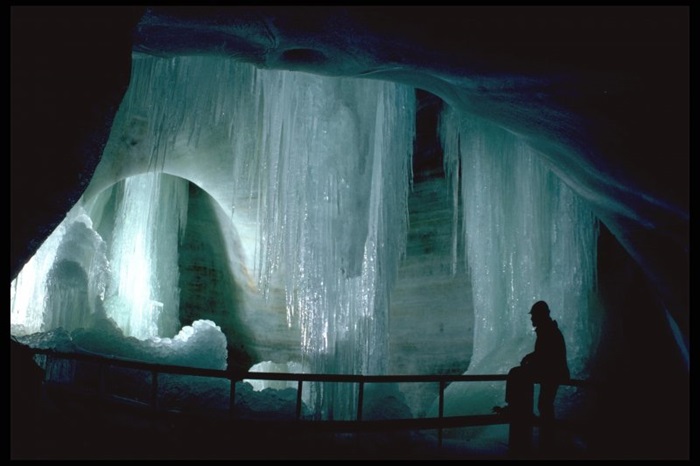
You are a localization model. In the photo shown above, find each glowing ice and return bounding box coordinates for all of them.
[434,105,600,421]
[11,56,416,421]
[10,55,600,426]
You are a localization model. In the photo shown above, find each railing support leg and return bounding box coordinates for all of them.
[296,380,303,419]
[508,377,534,457]
[357,381,364,421]
[438,380,446,448]
[150,370,159,411]
[230,377,237,419]
[97,362,106,421]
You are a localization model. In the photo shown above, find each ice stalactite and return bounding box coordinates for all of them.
[246,67,415,419]
[102,173,189,340]
[11,225,69,336]
[10,208,109,336]
[436,105,600,419]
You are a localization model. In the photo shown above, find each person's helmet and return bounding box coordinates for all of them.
[529,300,550,318]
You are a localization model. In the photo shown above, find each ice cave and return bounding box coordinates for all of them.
[11,6,688,460]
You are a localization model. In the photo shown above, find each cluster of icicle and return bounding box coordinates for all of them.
[434,105,600,421]
[119,55,416,418]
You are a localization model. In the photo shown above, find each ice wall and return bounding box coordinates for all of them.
[10,208,109,336]
[435,106,600,419]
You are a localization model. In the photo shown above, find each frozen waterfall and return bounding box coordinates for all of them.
[101,173,188,340]
[434,106,600,420]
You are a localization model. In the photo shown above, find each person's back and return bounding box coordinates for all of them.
[525,313,569,384]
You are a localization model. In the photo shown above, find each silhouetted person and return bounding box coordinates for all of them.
[493,301,569,457]
[494,300,570,454]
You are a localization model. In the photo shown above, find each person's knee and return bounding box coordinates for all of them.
[509,365,526,379]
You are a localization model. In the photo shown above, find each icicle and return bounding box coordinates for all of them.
[240,68,415,418]
[12,55,416,420]
[103,173,188,339]
[435,106,600,424]
[10,206,108,336]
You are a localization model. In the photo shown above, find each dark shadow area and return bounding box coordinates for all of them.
[10,6,145,282]
[178,181,259,372]
[10,338,45,459]
[585,224,689,459]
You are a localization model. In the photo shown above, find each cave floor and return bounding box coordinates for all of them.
[12,382,592,460]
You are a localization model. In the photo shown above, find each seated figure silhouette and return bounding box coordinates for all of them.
[494,300,570,423]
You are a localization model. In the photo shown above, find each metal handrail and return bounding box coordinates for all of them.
[30,347,590,452]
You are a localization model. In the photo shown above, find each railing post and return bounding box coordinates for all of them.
[508,378,534,457]
[230,376,237,420]
[150,370,159,412]
[97,362,106,420]
[98,362,106,400]
[296,380,303,419]
[438,379,446,448]
[357,381,364,421]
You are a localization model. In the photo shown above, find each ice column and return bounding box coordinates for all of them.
[441,105,598,375]
[103,173,188,340]
[11,224,69,335]
[437,106,600,416]
[250,70,415,418]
